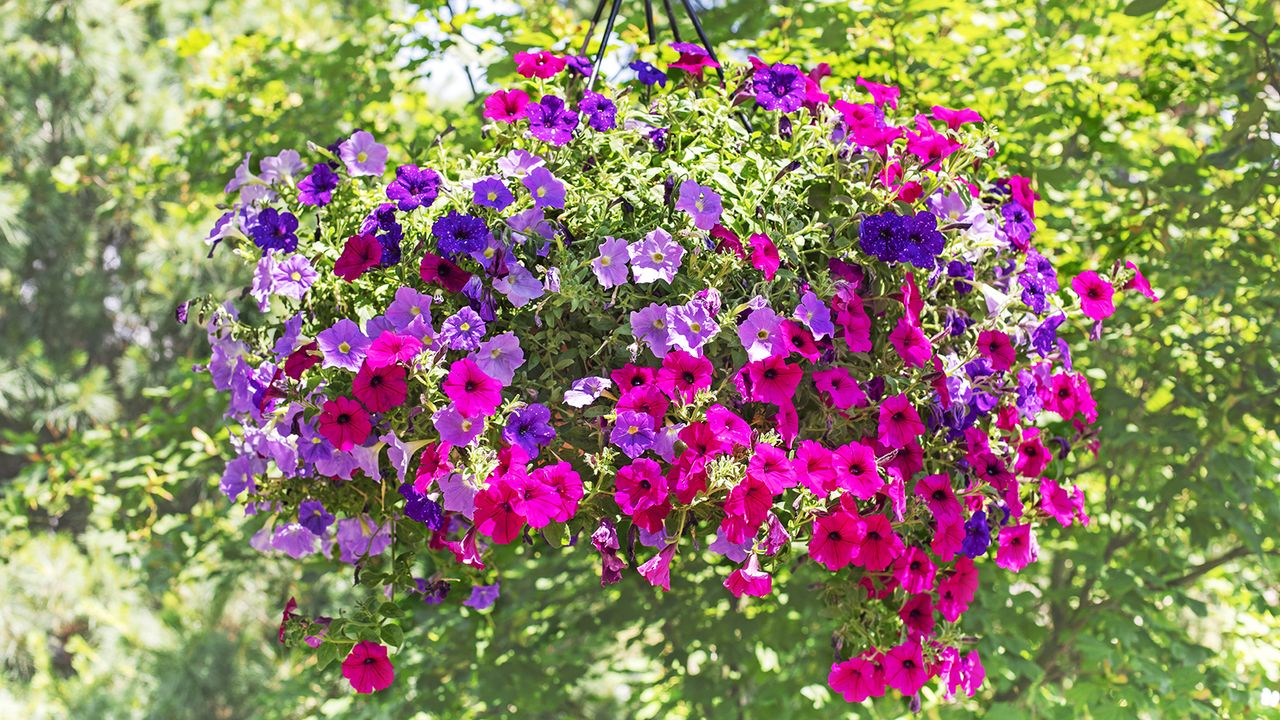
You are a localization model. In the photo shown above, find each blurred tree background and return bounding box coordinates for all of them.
[1,0,1277,717]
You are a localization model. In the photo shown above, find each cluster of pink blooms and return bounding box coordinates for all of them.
[201,43,1157,702]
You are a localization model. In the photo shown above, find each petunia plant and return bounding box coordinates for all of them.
[193,44,1155,704]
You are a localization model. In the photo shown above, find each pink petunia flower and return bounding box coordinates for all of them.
[889,317,932,368]
[855,514,905,572]
[808,509,865,571]
[881,641,930,695]
[977,329,1016,372]
[877,394,926,449]
[748,232,780,280]
[723,553,773,598]
[745,355,804,407]
[995,523,1038,571]
[442,359,503,419]
[828,653,886,703]
[334,233,382,282]
[352,362,407,413]
[318,396,371,452]
[474,479,526,544]
[483,88,530,122]
[1071,270,1115,321]
[637,542,678,591]
[341,641,394,694]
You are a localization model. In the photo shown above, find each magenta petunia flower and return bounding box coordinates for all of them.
[270,254,317,299]
[894,546,938,595]
[675,180,722,230]
[888,317,932,368]
[828,654,886,703]
[995,523,1038,571]
[352,362,407,413]
[419,252,472,293]
[637,542,678,591]
[514,50,566,78]
[628,229,684,284]
[977,329,1016,371]
[857,76,900,109]
[833,441,882,499]
[506,471,559,529]
[656,350,712,402]
[747,233,781,280]
[365,332,422,369]
[442,358,503,418]
[522,166,566,209]
[470,332,524,385]
[738,307,784,361]
[914,473,961,523]
[615,458,668,514]
[856,514,905,572]
[931,104,984,130]
[745,355,803,407]
[809,509,865,571]
[432,404,484,447]
[338,130,387,177]
[793,440,836,495]
[881,641,930,696]
[591,236,630,288]
[724,553,773,597]
[334,233,383,282]
[317,396,371,452]
[747,443,796,494]
[483,89,530,123]
[877,394,925,449]
[812,367,867,410]
[316,319,370,372]
[472,176,514,211]
[474,480,525,544]
[341,641,394,694]
[668,42,720,78]
[526,95,579,146]
[1071,270,1115,320]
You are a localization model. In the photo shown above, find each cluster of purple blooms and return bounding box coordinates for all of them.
[858,211,948,268]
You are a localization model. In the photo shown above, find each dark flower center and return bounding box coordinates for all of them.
[763,369,777,380]
[369,375,384,387]
[464,381,477,392]
[892,411,905,421]
[682,371,696,384]
[337,413,351,424]
[932,489,947,501]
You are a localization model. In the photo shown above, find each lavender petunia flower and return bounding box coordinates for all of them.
[472,176,514,211]
[738,307,784,361]
[439,307,486,351]
[592,236,630,288]
[628,228,684,283]
[316,319,370,371]
[493,262,545,307]
[631,302,674,357]
[260,149,306,184]
[433,405,484,447]
[496,149,545,178]
[271,523,320,559]
[271,254,318,299]
[564,376,612,408]
[298,500,335,536]
[438,472,478,517]
[794,291,835,339]
[611,410,656,458]
[470,332,524,385]
[339,130,388,177]
[674,180,722,230]
[464,582,500,610]
[522,167,566,209]
[668,301,720,354]
[385,286,433,331]
[335,516,392,564]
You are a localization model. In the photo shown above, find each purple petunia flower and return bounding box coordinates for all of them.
[628,228,684,283]
[338,130,388,177]
[794,291,835,339]
[502,403,556,457]
[335,516,392,565]
[579,91,617,131]
[298,500,335,536]
[497,149,545,178]
[899,211,947,268]
[859,212,908,263]
[433,210,491,257]
[316,318,370,371]
[738,307,784,361]
[464,582,500,610]
[668,301,720,355]
[385,286,433,331]
[526,95,579,146]
[592,236,630,288]
[674,180,723,230]
[399,482,444,528]
[271,254,317,299]
[416,578,451,605]
[298,163,339,207]
[249,208,299,254]
[631,302,674,357]
[522,167,566,210]
[270,524,319,559]
[433,404,485,447]
[439,307,486,351]
[629,60,667,87]
[754,62,807,112]
[564,376,612,408]
[470,332,525,385]
[611,409,657,458]
[386,164,442,211]
[472,176,514,211]
[438,472,478,517]
[251,256,275,311]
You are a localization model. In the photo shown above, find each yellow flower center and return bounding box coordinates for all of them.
[757,329,769,340]
[338,342,351,353]
[654,319,666,329]
[689,322,702,333]
[490,348,502,358]
[695,198,705,211]
[600,256,611,267]
[460,322,471,332]
[357,151,368,163]
[487,191,498,201]
[460,419,473,431]
[411,306,421,315]
[537,187,546,197]
[627,426,639,435]
[651,251,665,263]
[290,271,301,281]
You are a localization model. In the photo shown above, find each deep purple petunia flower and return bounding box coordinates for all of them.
[899,211,947,269]
[249,208,299,254]
[526,95,579,146]
[298,163,339,207]
[611,409,657,458]
[386,164,442,211]
[432,210,491,257]
[398,483,444,529]
[859,212,908,263]
[502,403,556,457]
[298,500,335,536]
[754,62,807,112]
[629,60,667,87]
[579,91,617,131]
